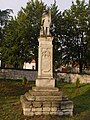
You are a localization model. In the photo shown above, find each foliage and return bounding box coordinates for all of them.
[1,0,46,69]
[0,9,13,26]
[22,76,28,85]
[50,1,63,69]
[76,77,80,88]
[61,0,89,73]
[1,18,24,68]
[85,0,90,66]
[0,9,13,65]
[0,9,13,43]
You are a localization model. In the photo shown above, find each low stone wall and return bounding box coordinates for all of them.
[0,68,90,83]
[0,68,37,81]
[56,72,90,83]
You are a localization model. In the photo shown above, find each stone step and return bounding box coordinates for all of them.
[21,96,60,108]
[25,92,36,101]
[29,90,62,96]
[35,95,62,101]
[32,87,59,92]
[20,94,73,116]
[25,92,62,101]
[20,95,32,108]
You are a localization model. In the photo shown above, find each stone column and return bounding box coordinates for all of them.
[36,36,55,87]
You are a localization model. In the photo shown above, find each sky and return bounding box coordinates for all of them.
[0,0,89,16]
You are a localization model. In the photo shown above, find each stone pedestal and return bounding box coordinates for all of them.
[20,87,73,116]
[36,36,55,88]
[20,11,73,116]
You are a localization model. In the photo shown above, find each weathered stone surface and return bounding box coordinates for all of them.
[43,112,50,115]
[61,101,73,109]
[32,87,59,92]
[23,111,34,116]
[33,102,42,107]
[36,78,55,87]
[29,90,62,96]
[43,107,51,112]
[57,111,64,116]
[36,96,62,101]
[23,108,31,112]
[21,90,73,116]
[34,112,42,115]
[51,107,57,112]
[69,111,73,116]
[25,92,35,101]
[51,102,60,107]
[50,112,57,115]
[62,109,72,112]
[43,102,51,107]
[20,95,32,108]
[32,107,42,112]
[63,111,72,116]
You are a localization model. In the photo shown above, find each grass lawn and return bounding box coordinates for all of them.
[0,79,90,120]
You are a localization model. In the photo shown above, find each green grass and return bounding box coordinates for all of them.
[0,79,90,120]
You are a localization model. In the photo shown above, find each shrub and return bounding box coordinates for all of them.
[76,77,80,88]
[22,77,28,85]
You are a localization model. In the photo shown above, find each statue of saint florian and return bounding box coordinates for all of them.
[40,10,51,36]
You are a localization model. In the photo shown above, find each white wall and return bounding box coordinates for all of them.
[0,60,1,67]
[23,62,36,70]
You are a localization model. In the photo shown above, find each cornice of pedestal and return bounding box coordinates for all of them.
[38,36,53,42]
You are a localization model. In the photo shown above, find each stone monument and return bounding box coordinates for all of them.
[20,10,73,116]
[36,10,55,88]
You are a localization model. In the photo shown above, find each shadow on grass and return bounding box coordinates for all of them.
[72,88,90,114]
[0,80,35,97]
[57,83,90,116]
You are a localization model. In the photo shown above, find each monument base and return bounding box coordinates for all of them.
[36,78,55,87]
[20,87,73,116]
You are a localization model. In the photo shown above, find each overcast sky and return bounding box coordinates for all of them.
[0,0,89,16]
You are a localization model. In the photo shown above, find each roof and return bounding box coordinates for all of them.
[31,59,36,63]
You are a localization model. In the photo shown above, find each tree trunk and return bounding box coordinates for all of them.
[79,60,83,73]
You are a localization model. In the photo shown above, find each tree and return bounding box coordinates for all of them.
[50,1,63,69]
[61,0,89,73]
[1,18,23,68]
[85,0,90,66]
[0,9,13,42]
[0,9,13,67]
[1,0,46,69]
[0,9,13,26]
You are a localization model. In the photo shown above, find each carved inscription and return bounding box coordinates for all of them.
[41,48,51,73]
